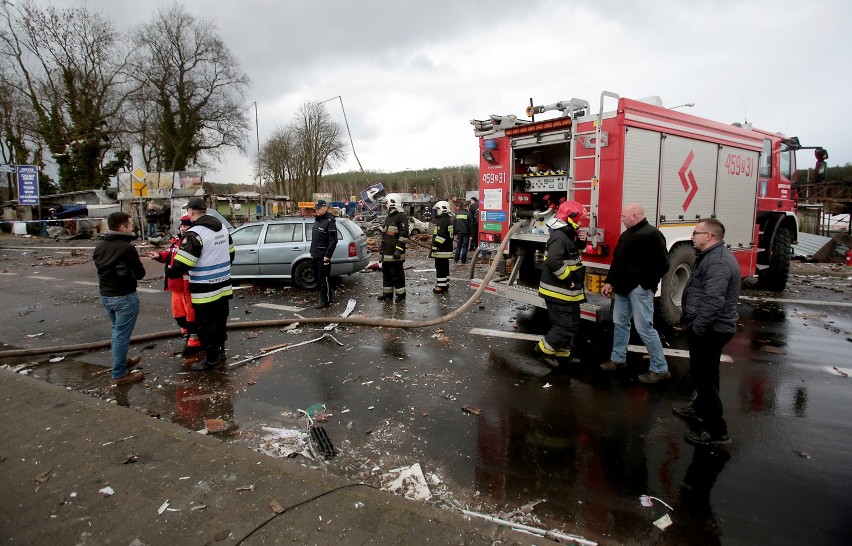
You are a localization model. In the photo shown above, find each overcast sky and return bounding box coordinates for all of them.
[52,0,850,184]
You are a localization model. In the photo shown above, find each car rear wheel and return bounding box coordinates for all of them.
[292,260,317,290]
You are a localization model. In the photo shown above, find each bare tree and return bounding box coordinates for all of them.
[292,102,347,196]
[132,4,251,172]
[258,125,307,199]
[0,0,134,192]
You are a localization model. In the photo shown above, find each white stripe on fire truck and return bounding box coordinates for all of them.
[624,113,760,148]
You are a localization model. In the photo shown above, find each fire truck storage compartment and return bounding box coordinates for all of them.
[509,137,573,284]
[624,127,759,251]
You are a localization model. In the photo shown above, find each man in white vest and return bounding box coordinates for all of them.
[169,197,235,371]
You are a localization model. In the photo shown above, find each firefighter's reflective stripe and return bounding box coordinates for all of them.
[539,282,584,302]
[383,252,406,262]
[434,236,446,244]
[554,259,583,280]
[431,251,453,258]
[387,226,399,235]
[174,248,199,267]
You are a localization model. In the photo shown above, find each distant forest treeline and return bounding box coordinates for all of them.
[206,165,479,201]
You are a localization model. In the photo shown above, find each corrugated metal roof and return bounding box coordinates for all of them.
[794,232,832,258]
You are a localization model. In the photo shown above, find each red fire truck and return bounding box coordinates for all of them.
[470,91,824,324]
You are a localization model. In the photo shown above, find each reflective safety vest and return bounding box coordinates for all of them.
[177,224,233,304]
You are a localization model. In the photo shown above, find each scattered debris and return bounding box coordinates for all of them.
[383,463,432,501]
[191,504,207,511]
[213,530,230,542]
[268,500,285,514]
[639,495,673,510]
[653,513,673,530]
[102,435,133,446]
[462,405,481,416]
[325,298,357,331]
[830,366,849,377]
[48,356,65,363]
[35,468,53,484]
[157,500,170,514]
[792,450,811,459]
[122,454,138,464]
[236,484,255,492]
[204,419,227,433]
[99,486,115,497]
[26,333,44,338]
[543,382,552,389]
[460,509,597,545]
[761,345,786,355]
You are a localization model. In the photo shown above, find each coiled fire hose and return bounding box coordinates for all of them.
[0,222,522,359]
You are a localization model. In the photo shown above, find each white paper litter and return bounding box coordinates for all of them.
[157,500,169,514]
[99,486,114,497]
[261,426,301,440]
[49,356,65,363]
[653,513,673,530]
[382,463,432,501]
[543,382,552,388]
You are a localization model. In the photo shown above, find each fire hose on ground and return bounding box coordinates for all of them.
[0,223,522,359]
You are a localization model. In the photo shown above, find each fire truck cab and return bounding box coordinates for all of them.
[470,91,822,324]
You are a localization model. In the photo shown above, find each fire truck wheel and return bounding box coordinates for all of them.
[292,260,317,290]
[660,243,695,326]
[758,226,792,291]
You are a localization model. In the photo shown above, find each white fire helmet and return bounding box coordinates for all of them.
[433,200,451,216]
[544,201,585,230]
[385,193,404,213]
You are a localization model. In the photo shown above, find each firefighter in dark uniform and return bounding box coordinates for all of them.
[430,200,454,294]
[534,201,586,367]
[378,193,409,302]
[310,199,338,310]
[170,197,235,371]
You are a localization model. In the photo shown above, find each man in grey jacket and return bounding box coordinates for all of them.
[675,218,740,447]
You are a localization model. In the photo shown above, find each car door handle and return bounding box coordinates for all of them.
[248,249,258,254]
[290,247,302,251]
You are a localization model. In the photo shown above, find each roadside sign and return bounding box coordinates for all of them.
[17,165,40,205]
[131,167,148,182]
[298,201,316,209]
[0,163,16,173]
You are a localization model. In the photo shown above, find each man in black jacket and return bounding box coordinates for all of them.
[675,218,740,447]
[310,199,338,309]
[600,203,671,383]
[93,212,146,384]
[453,200,471,265]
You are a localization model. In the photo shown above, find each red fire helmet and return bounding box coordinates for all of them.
[555,200,585,224]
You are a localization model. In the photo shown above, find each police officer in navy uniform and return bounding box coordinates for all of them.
[534,201,586,367]
[169,197,235,371]
[310,199,338,309]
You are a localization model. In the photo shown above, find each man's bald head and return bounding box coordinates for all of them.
[621,203,646,229]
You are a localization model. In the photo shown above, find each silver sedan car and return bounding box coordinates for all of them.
[229,217,370,289]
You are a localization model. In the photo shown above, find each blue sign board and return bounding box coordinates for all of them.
[17,165,39,206]
[360,182,385,211]
[483,210,507,222]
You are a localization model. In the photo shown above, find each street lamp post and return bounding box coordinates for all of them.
[251,101,263,218]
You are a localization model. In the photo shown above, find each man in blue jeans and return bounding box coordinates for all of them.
[600,203,671,383]
[93,212,147,384]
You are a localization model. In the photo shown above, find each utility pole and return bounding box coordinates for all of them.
[251,101,263,218]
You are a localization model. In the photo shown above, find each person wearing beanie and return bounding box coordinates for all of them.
[148,215,200,355]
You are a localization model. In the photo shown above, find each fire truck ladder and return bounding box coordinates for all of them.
[569,91,620,249]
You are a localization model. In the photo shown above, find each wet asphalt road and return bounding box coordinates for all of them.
[1,236,851,545]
